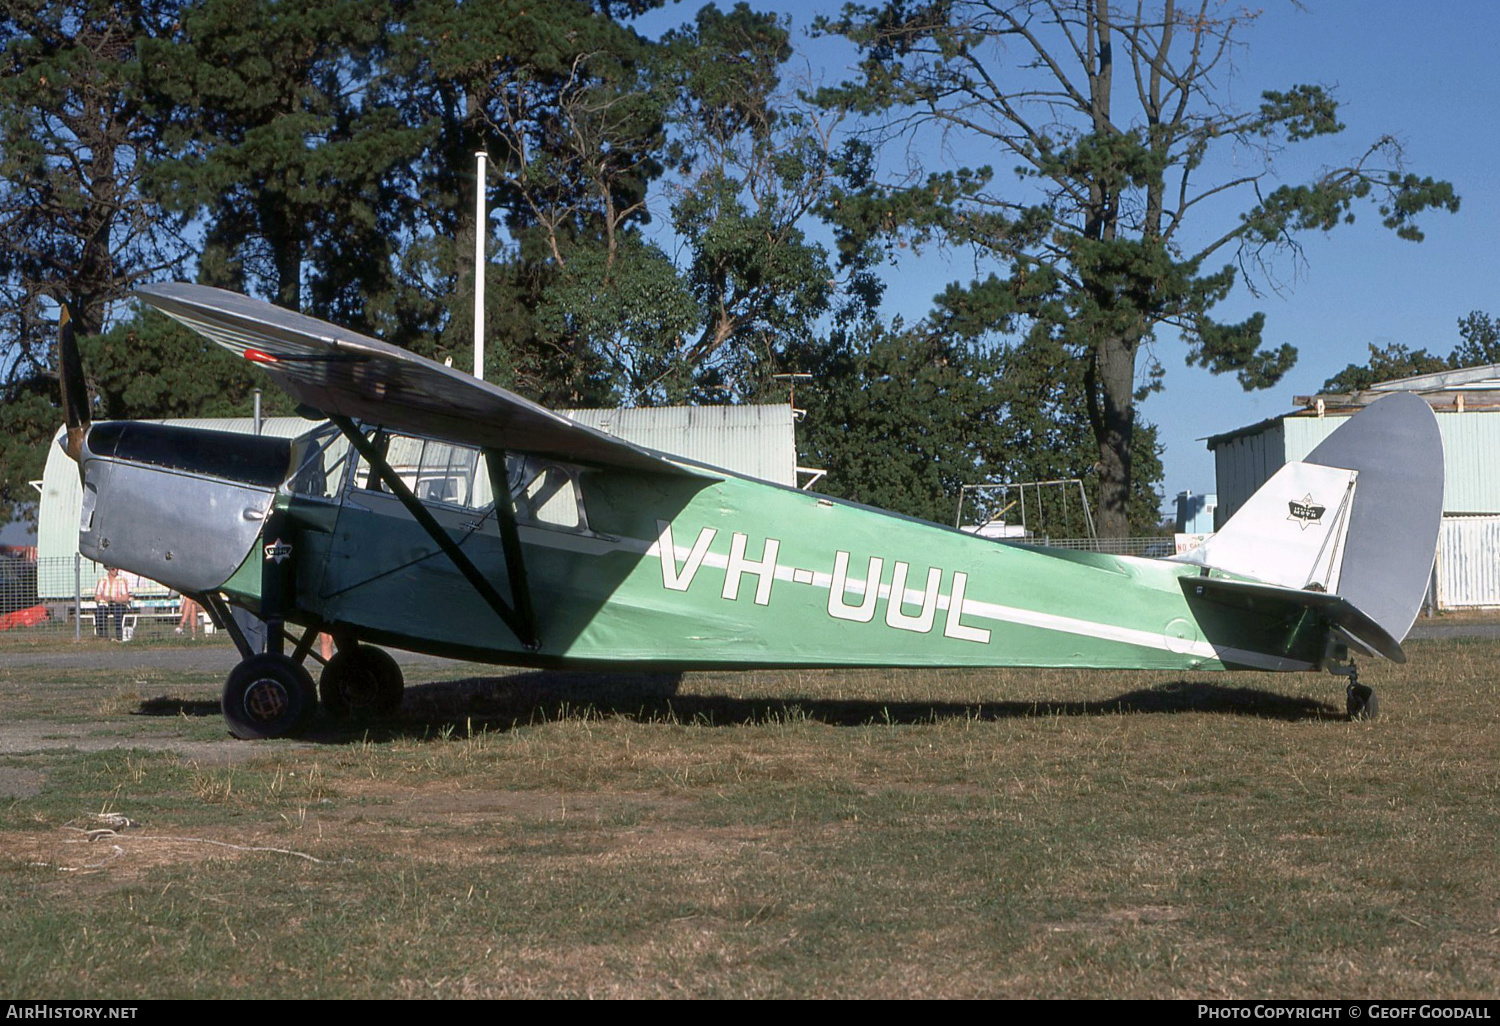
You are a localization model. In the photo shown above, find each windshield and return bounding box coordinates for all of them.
[287,422,352,501]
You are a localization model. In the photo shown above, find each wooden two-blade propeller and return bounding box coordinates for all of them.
[56,303,91,465]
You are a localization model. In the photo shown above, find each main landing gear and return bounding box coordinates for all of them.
[222,652,317,740]
[219,641,406,739]
[202,596,405,739]
[319,643,404,719]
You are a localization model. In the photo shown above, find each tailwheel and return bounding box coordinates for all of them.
[1325,644,1379,722]
[319,643,404,719]
[1346,680,1379,721]
[222,653,317,740]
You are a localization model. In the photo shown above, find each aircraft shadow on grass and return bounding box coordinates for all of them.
[132,670,1340,736]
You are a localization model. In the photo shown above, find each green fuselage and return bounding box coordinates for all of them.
[227,460,1327,674]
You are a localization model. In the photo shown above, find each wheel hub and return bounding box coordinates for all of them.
[244,677,290,721]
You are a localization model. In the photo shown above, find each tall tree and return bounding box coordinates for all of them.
[0,0,184,356]
[383,1,848,409]
[1321,310,1500,392]
[792,313,1162,529]
[371,0,672,397]
[815,0,1458,536]
[646,3,843,403]
[794,319,1012,524]
[1319,342,1449,394]
[528,2,850,407]
[1451,311,1500,369]
[141,0,411,320]
[0,0,186,521]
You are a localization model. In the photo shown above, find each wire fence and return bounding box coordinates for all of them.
[1024,536,1180,558]
[0,555,218,642]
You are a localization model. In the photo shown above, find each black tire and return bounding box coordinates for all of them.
[1346,682,1379,721]
[320,644,404,718]
[222,653,316,740]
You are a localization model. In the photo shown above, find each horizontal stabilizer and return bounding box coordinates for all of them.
[1182,575,1405,664]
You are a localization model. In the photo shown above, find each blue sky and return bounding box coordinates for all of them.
[634,1,1499,514]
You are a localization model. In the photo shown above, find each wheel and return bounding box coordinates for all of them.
[1346,681,1379,721]
[319,644,404,718]
[222,653,316,740]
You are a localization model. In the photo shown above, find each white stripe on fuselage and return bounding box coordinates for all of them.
[637,521,1309,671]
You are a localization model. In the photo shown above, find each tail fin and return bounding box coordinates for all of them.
[1174,393,1444,648]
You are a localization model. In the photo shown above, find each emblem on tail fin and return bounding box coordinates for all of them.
[1287,495,1327,529]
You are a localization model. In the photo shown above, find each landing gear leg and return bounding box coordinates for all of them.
[1344,663,1379,721]
[1327,657,1378,721]
[1323,636,1379,721]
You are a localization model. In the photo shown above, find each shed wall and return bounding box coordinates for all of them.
[1437,516,1500,608]
[1211,421,1285,529]
[1217,410,1500,521]
[565,405,797,487]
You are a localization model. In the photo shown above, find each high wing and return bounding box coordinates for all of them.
[136,282,715,479]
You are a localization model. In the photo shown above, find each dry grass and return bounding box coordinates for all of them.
[0,637,1497,997]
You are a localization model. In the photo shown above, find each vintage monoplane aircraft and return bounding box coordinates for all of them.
[59,283,1443,738]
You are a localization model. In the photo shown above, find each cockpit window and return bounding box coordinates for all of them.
[339,427,591,531]
[507,456,589,532]
[414,441,479,507]
[351,430,486,510]
[288,424,351,501]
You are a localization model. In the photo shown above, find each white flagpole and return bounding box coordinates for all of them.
[474,150,488,380]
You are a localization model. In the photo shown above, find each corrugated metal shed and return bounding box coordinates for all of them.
[1211,359,1500,521]
[1438,516,1500,608]
[564,405,796,487]
[1208,419,1285,524]
[1211,410,1500,523]
[1206,365,1500,609]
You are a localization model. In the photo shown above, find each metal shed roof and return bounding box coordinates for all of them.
[1282,362,1500,417]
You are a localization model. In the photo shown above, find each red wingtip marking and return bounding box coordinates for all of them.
[244,348,280,364]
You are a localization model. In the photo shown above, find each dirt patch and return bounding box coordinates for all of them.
[1043,904,1186,934]
[0,719,302,765]
[0,766,45,798]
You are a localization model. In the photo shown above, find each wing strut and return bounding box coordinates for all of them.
[486,452,538,646]
[331,415,540,650]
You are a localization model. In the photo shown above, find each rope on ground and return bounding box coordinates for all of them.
[58,815,327,865]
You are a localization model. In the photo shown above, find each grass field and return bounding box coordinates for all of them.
[0,635,1497,998]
